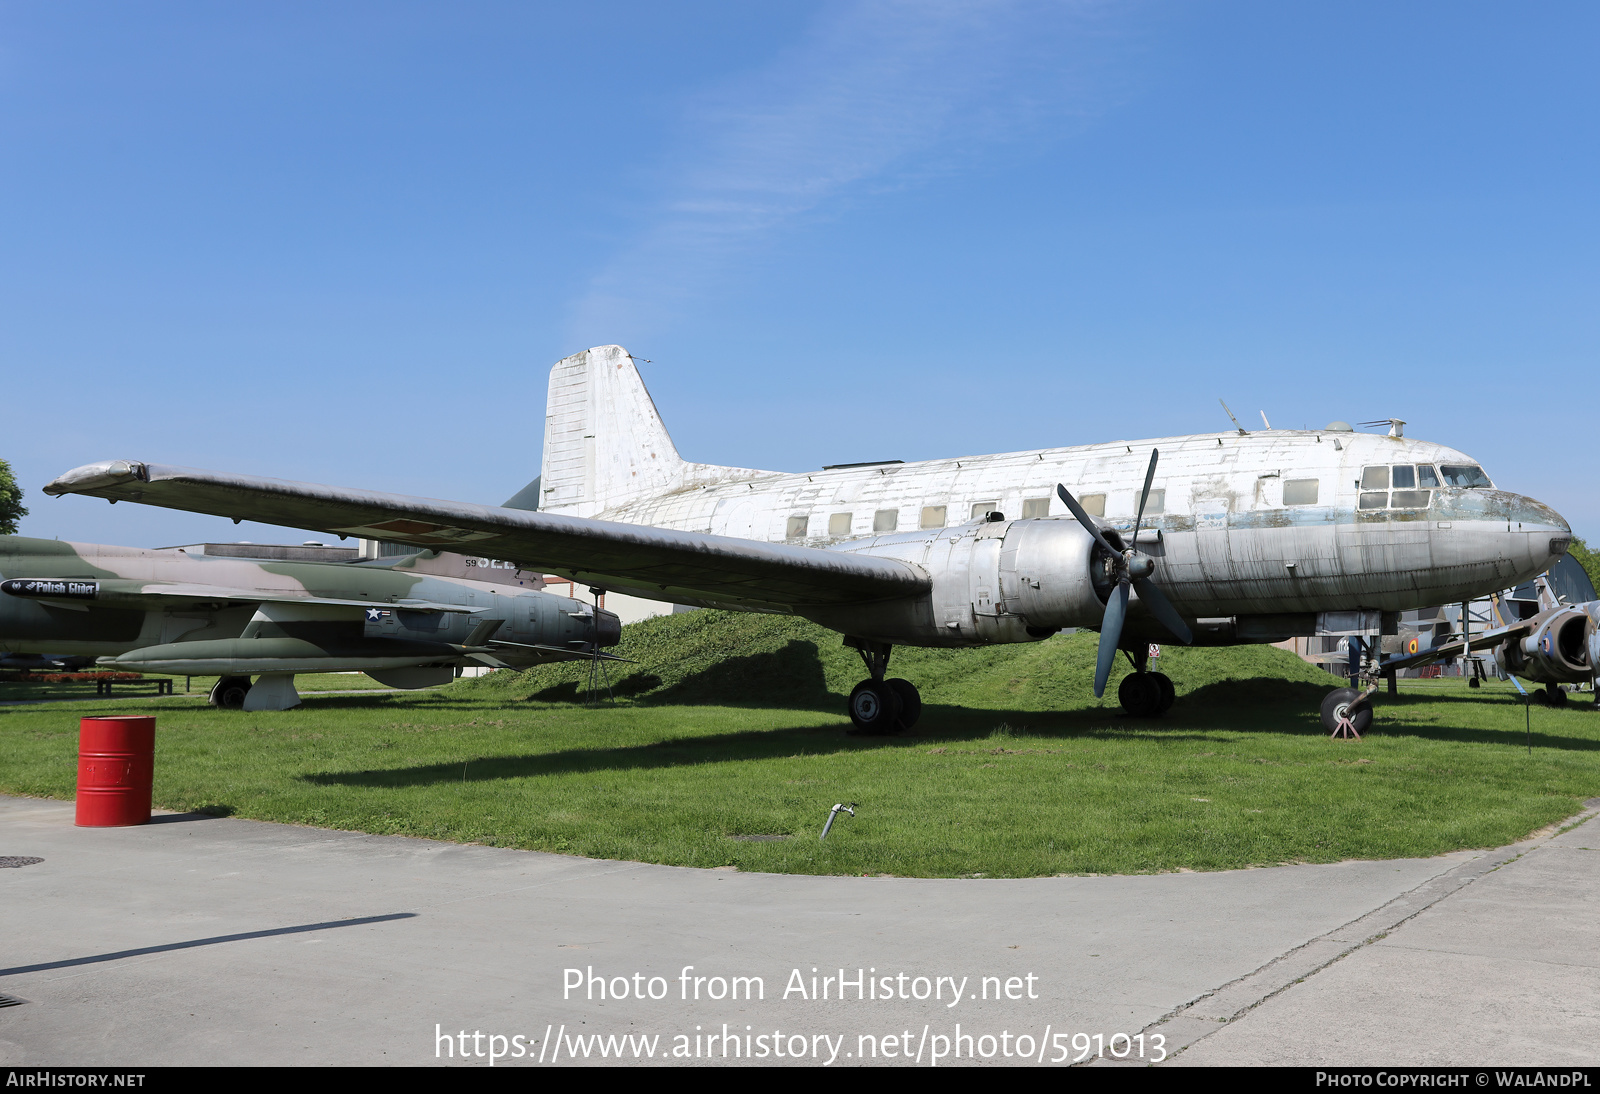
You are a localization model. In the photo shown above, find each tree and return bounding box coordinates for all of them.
[0,459,25,535]
[1568,535,1600,597]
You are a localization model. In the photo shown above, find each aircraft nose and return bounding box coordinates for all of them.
[1497,491,1571,573]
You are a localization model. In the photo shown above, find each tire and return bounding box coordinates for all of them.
[1118,673,1163,717]
[1320,687,1373,735]
[210,676,252,710]
[886,678,922,731]
[847,680,903,735]
[1545,684,1567,706]
[1149,671,1176,714]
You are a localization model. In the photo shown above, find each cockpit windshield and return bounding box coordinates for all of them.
[1439,464,1492,488]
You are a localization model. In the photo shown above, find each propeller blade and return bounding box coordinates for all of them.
[1132,576,1193,645]
[1095,580,1129,698]
[1133,448,1159,539]
[1056,483,1120,557]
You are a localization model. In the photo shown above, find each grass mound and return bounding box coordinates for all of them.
[457,609,1341,711]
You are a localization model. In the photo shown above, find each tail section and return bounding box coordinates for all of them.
[529,346,686,517]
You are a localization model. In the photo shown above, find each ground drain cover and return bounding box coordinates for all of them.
[0,857,43,868]
[728,835,789,842]
[0,995,27,1008]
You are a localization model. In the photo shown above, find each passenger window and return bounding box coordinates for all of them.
[1283,479,1319,505]
[970,501,998,520]
[1079,493,1106,517]
[1358,492,1388,510]
[1391,465,1416,489]
[1360,466,1389,490]
[1021,497,1050,519]
[1417,465,1441,488]
[873,509,898,533]
[1142,489,1165,515]
[828,513,852,536]
[920,506,947,530]
[786,515,809,538]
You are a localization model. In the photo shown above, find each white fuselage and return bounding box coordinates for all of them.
[550,428,1568,642]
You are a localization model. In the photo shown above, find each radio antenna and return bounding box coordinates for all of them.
[1219,399,1248,435]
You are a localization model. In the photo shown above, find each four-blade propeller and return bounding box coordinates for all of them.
[1056,449,1193,698]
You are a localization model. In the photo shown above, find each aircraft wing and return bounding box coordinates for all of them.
[45,461,929,610]
[1382,620,1534,673]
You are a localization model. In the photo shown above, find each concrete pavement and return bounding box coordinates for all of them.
[0,793,1594,1067]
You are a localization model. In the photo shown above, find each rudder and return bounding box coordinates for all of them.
[531,345,686,517]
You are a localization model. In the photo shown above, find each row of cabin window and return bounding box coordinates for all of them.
[784,490,1171,539]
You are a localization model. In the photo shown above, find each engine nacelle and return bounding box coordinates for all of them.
[1496,605,1594,684]
[802,518,1116,647]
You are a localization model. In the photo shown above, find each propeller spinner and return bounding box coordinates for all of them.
[1056,449,1193,697]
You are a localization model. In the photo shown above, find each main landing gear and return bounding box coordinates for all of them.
[209,675,252,710]
[1116,646,1175,717]
[843,637,920,735]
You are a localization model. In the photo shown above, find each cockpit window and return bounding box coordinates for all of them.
[1360,466,1389,490]
[1439,464,1492,488]
[1417,464,1441,488]
[1391,465,1416,489]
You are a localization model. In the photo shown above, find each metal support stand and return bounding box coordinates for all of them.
[1332,683,1376,740]
[584,587,615,706]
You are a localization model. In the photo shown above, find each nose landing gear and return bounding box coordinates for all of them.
[843,637,921,735]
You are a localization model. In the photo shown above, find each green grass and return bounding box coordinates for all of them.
[2,612,1596,878]
[0,671,398,703]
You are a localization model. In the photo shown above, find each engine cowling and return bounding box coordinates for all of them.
[1496,605,1594,683]
[802,518,1118,647]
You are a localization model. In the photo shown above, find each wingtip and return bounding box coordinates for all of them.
[42,460,147,497]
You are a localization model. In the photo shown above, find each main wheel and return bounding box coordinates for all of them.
[1118,673,1163,717]
[1320,687,1373,735]
[1149,671,1176,714]
[847,680,903,735]
[210,676,252,710]
[1544,683,1567,706]
[885,678,922,731]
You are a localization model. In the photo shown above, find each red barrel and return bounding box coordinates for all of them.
[76,716,155,827]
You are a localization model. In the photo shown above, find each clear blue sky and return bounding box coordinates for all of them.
[4,1,1596,547]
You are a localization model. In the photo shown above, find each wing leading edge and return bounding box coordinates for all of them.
[45,461,928,611]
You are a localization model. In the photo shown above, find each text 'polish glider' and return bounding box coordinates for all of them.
[47,345,1570,732]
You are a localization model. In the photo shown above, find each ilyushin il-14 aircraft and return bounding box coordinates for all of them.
[45,345,1571,733]
[0,536,621,710]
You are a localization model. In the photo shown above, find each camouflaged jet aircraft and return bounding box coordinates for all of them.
[0,536,621,710]
[46,345,1571,733]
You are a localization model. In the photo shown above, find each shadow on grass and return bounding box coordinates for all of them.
[270,665,1600,784]
[309,687,1600,789]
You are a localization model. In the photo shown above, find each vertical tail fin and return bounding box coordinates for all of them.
[532,345,687,517]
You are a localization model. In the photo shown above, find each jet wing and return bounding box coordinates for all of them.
[1381,620,1534,673]
[45,461,929,610]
